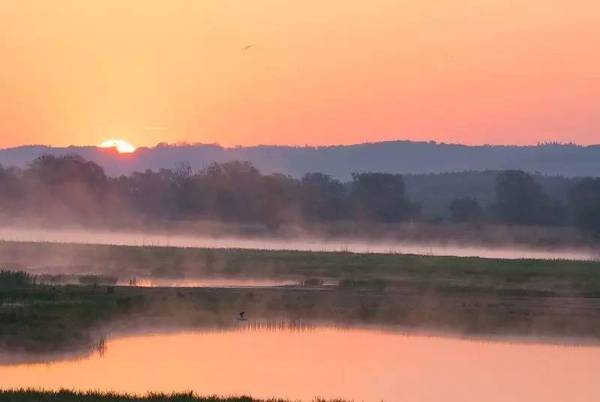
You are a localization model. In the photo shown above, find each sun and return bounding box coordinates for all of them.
[99,139,136,153]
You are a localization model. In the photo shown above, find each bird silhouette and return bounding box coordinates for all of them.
[239,311,245,319]
[243,44,254,51]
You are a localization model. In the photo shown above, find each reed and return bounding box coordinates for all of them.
[0,270,35,288]
[0,390,349,402]
[0,389,303,402]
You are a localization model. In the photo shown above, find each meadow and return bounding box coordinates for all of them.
[2,240,600,295]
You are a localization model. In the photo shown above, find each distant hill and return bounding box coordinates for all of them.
[1,141,599,180]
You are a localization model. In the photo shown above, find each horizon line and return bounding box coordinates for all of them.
[0,139,596,152]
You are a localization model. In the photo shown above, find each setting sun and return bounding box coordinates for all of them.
[99,139,136,154]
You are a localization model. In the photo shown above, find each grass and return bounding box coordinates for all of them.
[2,240,600,357]
[0,271,35,288]
[0,390,346,402]
[2,240,600,295]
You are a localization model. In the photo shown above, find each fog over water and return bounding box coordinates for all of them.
[1,326,599,402]
[0,227,598,261]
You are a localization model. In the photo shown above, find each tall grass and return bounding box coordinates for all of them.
[0,390,346,402]
[0,270,35,288]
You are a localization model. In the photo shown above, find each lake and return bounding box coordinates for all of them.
[1,325,599,402]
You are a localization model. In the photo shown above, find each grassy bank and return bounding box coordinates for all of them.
[2,240,600,295]
[0,390,340,402]
[2,240,600,357]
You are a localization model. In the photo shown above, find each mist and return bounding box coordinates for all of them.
[1,226,598,261]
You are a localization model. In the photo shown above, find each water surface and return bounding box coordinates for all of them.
[116,277,297,288]
[1,326,599,402]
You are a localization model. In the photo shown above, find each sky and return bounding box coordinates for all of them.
[0,0,599,149]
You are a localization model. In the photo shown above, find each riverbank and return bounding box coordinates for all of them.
[3,240,600,294]
[2,240,600,358]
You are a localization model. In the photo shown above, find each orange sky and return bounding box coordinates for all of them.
[1,0,599,148]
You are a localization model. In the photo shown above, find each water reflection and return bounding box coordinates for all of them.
[1,325,599,402]
[235,320,315,333]
[116,277,297,288]
[96,336,106,357]
[36,275,298,288]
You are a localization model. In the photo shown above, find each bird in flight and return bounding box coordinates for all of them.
[243,44,254,51]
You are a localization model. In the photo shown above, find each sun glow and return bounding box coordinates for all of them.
[99,139,136,153]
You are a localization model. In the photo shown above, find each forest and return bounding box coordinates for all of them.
[0,154,599,235]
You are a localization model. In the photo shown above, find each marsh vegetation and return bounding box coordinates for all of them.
[1,240,600,358]
[3,241,600,294]
[0,390,309,402]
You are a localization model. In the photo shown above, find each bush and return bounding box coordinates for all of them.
[0,270,35,288]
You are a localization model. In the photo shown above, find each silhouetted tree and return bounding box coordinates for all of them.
[0,165,23,217]
[255,174,301,229]
[22,155,109,221]
[204,161,264,222]
[351,173,418,222]
[0,155,586,231]
[449,198,483,224]
[569,178,600,236]
[494,170,566,226]
[121,169,178,219]
[301,173,349,221]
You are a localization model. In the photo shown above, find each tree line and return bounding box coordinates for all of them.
[0,154,599,235]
